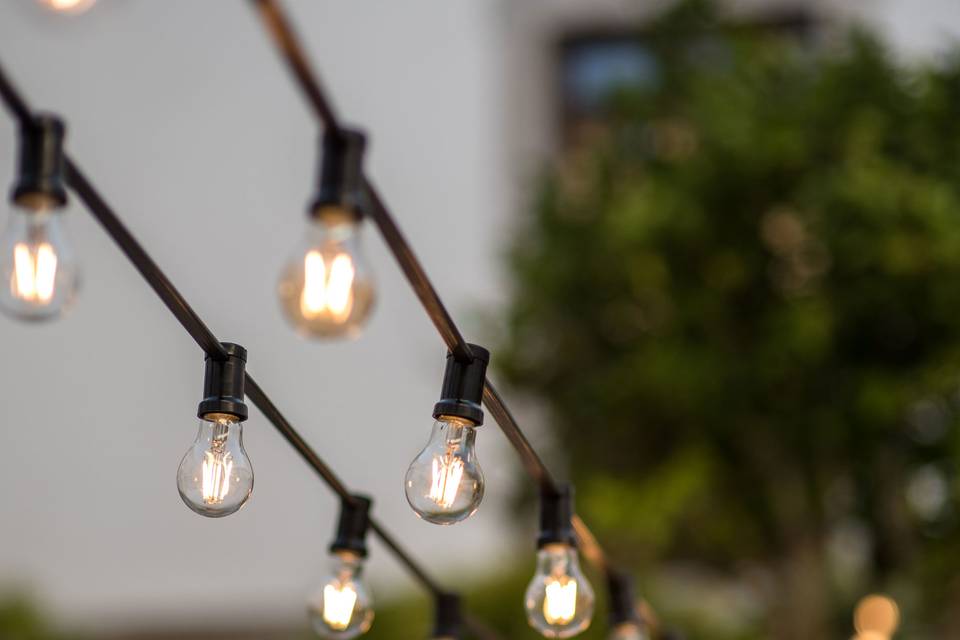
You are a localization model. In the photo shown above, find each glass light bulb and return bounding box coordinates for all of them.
[278,211,375,339]
[37,0,95,13]
[608,623,648,640]
[308,551,374,639]
[525,544,595,638]
[404,416,484,525]
[0,207,79,321]
[176,415,253,518]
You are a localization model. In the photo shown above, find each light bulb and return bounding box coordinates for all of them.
[0,206,79,321]
[405,416,483,525]
[278,210,375,339]
[525,543,595,638]
[177,415,253,518]
[308,551,374,639]
[608,623,648,640]
[37,0,95,13]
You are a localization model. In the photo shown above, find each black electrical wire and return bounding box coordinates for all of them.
[248,0,613,567]
[0,56,462,607]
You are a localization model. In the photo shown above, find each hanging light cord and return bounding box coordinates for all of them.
[0,56,506,637]
[248,0,611,572]
[0,0,656,629]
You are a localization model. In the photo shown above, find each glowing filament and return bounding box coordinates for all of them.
[429,454,465,508]
[201,450,233,504]
[11,243,57,304]
[322,583,358,630]
[543,577,578,625]
[300,251,355,320]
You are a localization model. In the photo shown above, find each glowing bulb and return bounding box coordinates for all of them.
[278,210,375,339]
[608,623,648,640]
[525,544,595,638]
[38,0,95,13]
[0,206,79,321]
[177,415,253,517]
[405,416,484,525]
[308,551,374,639]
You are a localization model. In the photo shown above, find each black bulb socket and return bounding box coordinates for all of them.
[11,114,68,211]
[309,127,367,222]
[330,495,372,558]
[432,344,490,426]
[197,343,249,422]
[607,570,643,628]
[432,592,463,639]
[538,484,577,549]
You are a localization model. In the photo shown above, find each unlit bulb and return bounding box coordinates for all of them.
[177,415,253,517]
[0,207,78,321]
[405,416,483,525]
[308,551,374,638]
[525,543,595,638]
[278,210,374,338]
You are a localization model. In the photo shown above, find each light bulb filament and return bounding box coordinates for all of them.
[429,453,465,508]
[300,250,355,320]
[543,577,578,625]
[322,583,358,630]
[11,242,57,304]
[201,449,233,504]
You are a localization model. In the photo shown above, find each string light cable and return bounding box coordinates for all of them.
[0,1,656,636]
[0,60,491,640]
[246,0,653,637]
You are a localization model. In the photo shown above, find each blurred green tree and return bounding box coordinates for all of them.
[497,1,960,638]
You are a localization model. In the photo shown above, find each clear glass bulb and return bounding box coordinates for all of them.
[609,623,648,640]
[307,551,374,639]
[0,207,79,321]
[525,543,595,638]
[176,415,254,518]
[278,210,375,339]
[37,0,95,13]
[404,416,484,525]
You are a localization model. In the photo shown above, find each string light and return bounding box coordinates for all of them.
[606,571,648,640]
[525,486,595,638]
[176,343,255,517]
[278,128,375,339]
[0,115,79,321]
[405,345,489,525]
[37,0,95,14]
[432,592,464,640]
[309,496,375,639]
[0,2,649,632]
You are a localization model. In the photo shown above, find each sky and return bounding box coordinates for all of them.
[0,0,958,635]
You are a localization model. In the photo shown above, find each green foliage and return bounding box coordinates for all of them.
[498,1,960,637]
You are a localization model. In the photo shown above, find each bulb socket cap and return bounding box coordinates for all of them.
[197,343,249,421]
[10,114,68,210]
[330,494,372,558]
[432,592,463,639]
[607,570,643,628]
[538,484,577,548]
[432,344,490,426]
[310,127,367,220]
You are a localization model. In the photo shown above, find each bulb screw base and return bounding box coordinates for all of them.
[330,495,372,558]
[432,344,490,426]
[432,592,463,638]
[607,570,643,628]
[10,114,68,210]
[197,342,249,421]
[537,484,577,548]
[310,127,367,220]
